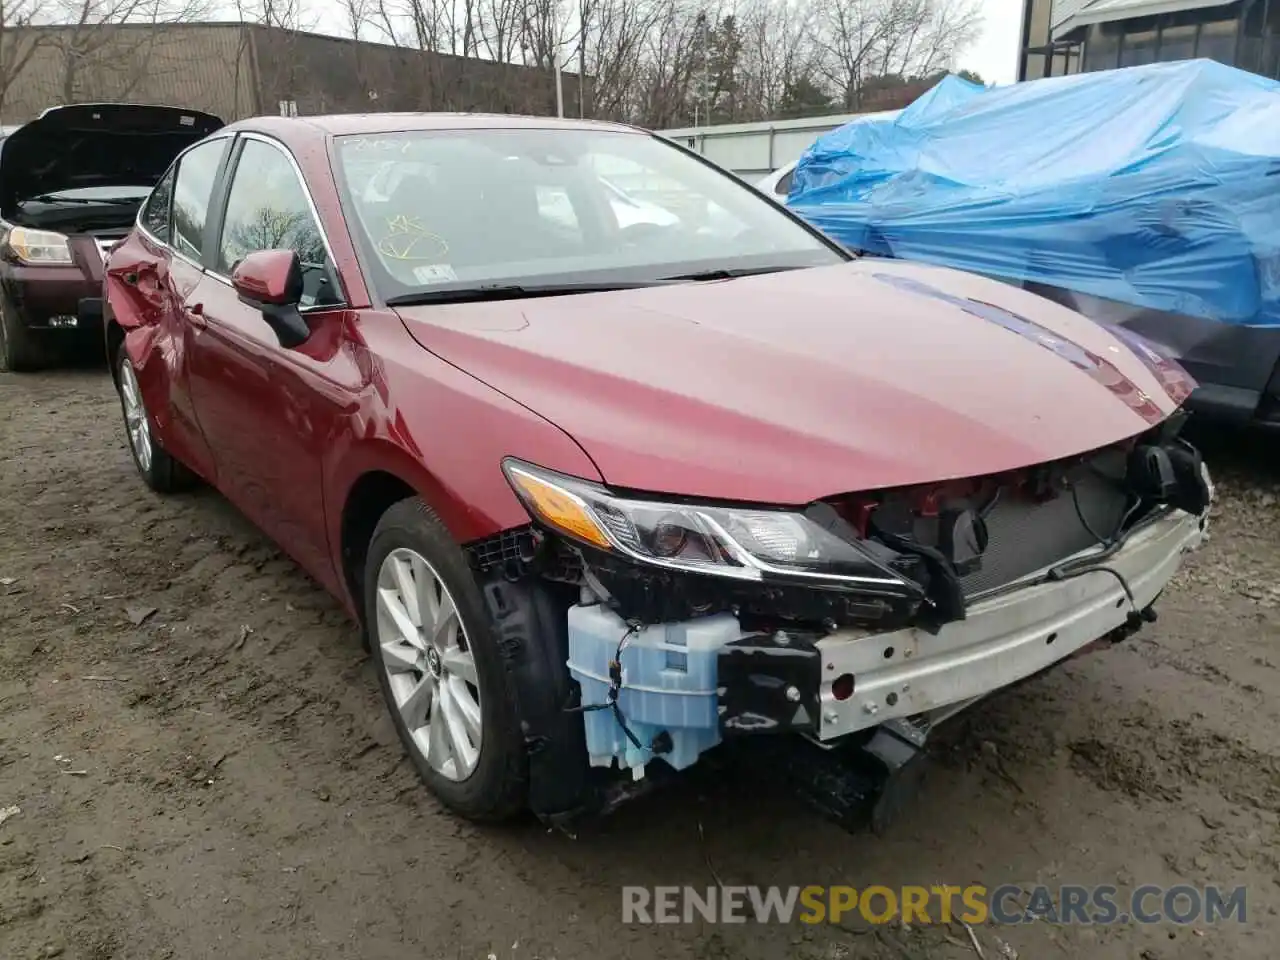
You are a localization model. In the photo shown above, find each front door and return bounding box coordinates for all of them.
[185,135,352,592]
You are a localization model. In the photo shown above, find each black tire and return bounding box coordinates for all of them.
[364,497,528,821]
[0,294,46,372]
[114,344,195,494]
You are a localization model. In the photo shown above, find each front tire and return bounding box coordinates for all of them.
[364,498,527,821]
[115,345,194,493]
[0,295,46,372]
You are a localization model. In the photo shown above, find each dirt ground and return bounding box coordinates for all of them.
[2,363,1278,960]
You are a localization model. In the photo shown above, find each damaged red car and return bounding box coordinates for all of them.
[103,113,1214,830]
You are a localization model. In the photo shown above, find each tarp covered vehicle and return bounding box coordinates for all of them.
[787,60,1280,429]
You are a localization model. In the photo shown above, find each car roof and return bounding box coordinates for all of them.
[226,112,642,140]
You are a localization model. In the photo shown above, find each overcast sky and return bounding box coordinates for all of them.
[960,0,1022,85]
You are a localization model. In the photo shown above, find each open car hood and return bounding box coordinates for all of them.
[396,259,1197,505]
[0,103,224,216]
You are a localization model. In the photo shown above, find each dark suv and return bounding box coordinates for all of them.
[0,103,223,371]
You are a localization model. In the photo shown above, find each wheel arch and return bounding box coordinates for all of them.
[105,315,125,387]
[337,467,417,624]
[332,441,523,625]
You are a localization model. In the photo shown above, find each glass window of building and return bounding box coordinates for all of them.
[1158,22,1198,62]
[1239,0,1267,73]
[1264,0,1280,77]
[1083,23,1122,71]
[1197,17,1240,63]
[1119,17,1159,66]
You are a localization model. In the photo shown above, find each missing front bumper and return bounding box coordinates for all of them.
[564,507,1205,783]
[814,507,1206,741]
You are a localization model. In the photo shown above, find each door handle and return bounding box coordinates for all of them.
[188,302,207,328]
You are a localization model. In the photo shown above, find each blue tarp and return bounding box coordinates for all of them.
[787,60,1280,329]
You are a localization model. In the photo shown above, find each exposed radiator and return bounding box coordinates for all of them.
[958,460,1131,599]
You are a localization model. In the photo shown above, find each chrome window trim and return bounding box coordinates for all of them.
[132,130,348,312]
[204,131,348,310]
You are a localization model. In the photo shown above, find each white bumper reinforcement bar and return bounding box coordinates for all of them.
[815,508,1208,740]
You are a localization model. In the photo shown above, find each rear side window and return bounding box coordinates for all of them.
[171,138,229,261]
[140,166,175,243]
[774,169,794,196]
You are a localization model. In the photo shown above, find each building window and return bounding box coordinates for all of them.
[1239,0,1267,73]
[1084,23,1122,71]
[1267,0,1280,76]
[1196,17,1240,63]
[1120,19,1159,66]
[1158,23,1198,62]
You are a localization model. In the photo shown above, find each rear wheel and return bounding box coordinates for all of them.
[115,345,194,493]
[364,497,527,821]
[0,295,46,372]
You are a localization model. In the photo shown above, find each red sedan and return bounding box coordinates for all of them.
[104,113,1214,829]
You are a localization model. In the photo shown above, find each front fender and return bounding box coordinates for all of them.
[323,316,603,609]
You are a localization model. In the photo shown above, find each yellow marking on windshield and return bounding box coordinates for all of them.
[378,213,449,261]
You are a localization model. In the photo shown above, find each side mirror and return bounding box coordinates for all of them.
[231,248,310,348]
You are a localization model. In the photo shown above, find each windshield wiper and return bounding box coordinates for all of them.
[22,194,141,206]
[659,265,805,282]
[385,281,664,307]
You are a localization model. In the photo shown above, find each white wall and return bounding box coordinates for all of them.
[655,112,894,179]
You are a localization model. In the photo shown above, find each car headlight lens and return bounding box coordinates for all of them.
[502,459,913,591]
[6,225,74,265]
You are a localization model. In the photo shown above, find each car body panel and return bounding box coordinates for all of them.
[107,231,219,479]
[2,258,100,329]
[1016,279,1280,427]
[181,273,347,585]
[757,161,796,199]
[319,311,605,570]
[395,258,1189,505]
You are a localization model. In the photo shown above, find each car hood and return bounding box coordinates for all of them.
[395,259,1195,505]
[0,103,224,216]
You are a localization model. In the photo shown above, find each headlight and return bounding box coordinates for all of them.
[502,459,915,591]
[5,225,74,265]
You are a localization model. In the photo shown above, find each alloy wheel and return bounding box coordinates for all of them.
[119,359,153,473]
[374,547,483,781]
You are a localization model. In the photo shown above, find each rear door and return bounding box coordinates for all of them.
[184,133,351,589]
[109,135,232,482]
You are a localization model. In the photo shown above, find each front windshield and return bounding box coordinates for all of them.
[331,127,844,298]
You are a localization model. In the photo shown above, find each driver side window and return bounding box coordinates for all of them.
[216,137,344,308]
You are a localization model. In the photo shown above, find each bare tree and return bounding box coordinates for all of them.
[571,0,661,118]
[0,0,51,117]
[734,0,818,120]
[288,0,980,123]
[49,0,216,104]
[815,0,980,109]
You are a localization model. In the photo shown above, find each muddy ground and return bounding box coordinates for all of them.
[1,364,1278,960]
